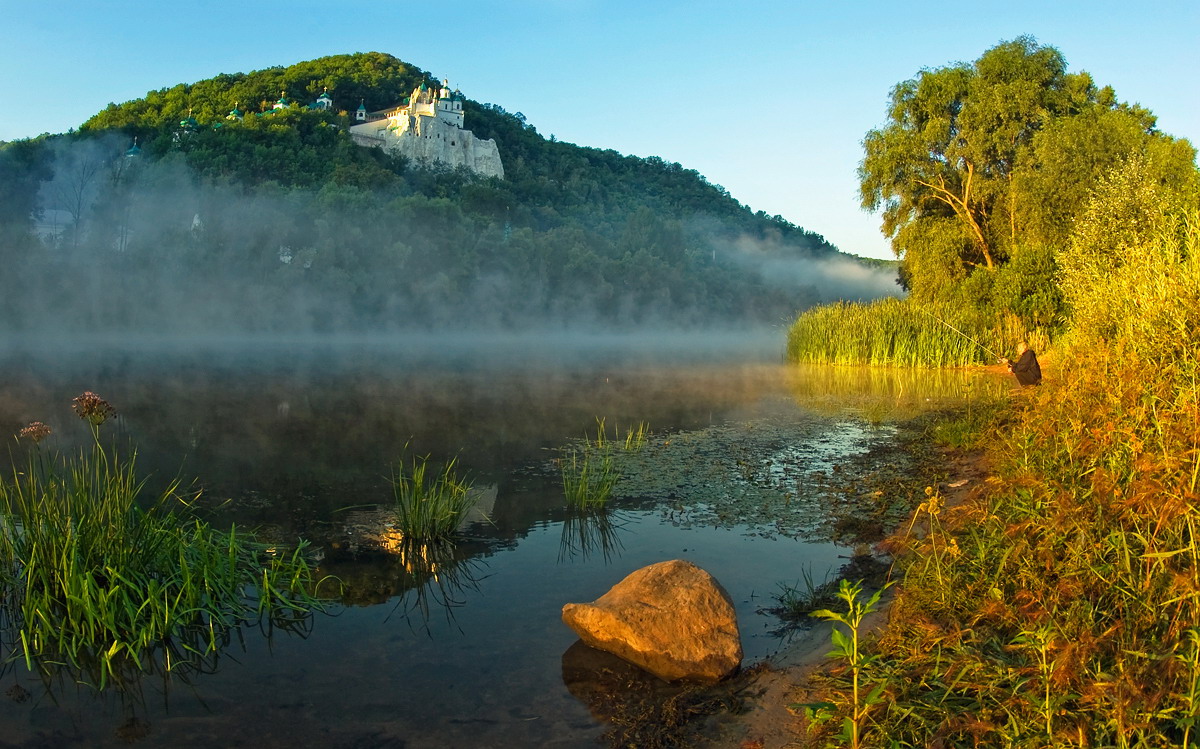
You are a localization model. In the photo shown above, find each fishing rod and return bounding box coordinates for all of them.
[917,307,1005,362]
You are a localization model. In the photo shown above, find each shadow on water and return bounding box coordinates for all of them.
[0,334,1006,746]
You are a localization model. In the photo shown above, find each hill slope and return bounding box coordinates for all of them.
[1,52,897,334]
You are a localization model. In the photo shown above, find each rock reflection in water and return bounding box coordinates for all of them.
[561,640,742,747]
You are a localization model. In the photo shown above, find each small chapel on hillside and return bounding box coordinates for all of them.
[347,80,504,179]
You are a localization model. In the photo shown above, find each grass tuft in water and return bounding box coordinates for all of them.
[561,448,616,509]
[560,417,647,509]
[0,392,321,688]
[389,448,475,541]
[621,421,650,451]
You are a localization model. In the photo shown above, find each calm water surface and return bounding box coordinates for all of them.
[0,333,995,747]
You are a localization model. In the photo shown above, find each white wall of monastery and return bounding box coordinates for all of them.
[348,83,500,179]
[350,114,503,179]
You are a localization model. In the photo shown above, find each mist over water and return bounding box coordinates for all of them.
[728,231,902,303]
[7,135,900,341]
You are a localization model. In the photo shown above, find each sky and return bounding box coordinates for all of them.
[2,0,1196,260]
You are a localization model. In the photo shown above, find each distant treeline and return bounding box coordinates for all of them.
[0,52,893,335]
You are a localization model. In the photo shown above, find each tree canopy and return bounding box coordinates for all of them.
[859,36,1196,323]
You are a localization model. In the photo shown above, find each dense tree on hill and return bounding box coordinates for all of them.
[859,36,1197,330]
[0,53,889,335]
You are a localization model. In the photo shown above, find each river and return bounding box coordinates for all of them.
[0,332,997,747]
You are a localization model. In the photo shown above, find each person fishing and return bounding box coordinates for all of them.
[999,341,1042,387]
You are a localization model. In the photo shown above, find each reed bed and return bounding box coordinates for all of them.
[0,398,319,687]
[786,298,1014,367]
[390,449,475,541]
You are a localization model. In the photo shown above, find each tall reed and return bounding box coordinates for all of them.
[787,298,1019,367]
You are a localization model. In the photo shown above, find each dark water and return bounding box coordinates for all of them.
[0,333,992,747]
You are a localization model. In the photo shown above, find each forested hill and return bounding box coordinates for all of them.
[1,52,897,334]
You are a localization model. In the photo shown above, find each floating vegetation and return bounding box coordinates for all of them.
[390,448,475,541]
[615,417,891,540]
[0,392,323,688]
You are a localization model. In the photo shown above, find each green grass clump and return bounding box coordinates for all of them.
[0,397,320,688]
[390,449,475,541]
[559,418,647,509]
[561,449,616,509]
[786,298,1020,367]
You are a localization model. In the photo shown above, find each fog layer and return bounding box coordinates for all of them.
[4,135,899,339]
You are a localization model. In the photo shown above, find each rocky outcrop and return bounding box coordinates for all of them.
[561,559,742,682]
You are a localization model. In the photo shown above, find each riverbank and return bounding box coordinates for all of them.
[714,333,1199,745]
[702,434,991,748]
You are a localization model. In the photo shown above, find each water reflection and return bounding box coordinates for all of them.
[784,362,1007,422]
[318,537,490,632]
[558,507,627,564]
[0,603,314,712]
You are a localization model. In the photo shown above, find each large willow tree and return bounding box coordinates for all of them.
[859,36,1195,314]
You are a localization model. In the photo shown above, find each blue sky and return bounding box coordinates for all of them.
[2,0,1196,260]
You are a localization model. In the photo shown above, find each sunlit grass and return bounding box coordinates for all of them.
[802,196,1200,746]
[786,298,1025,367]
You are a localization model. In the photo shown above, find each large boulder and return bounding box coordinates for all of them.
[561,559,742,682]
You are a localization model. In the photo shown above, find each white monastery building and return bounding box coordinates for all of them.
[348,80,504,179]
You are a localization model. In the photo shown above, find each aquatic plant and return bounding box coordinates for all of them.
[389,449,475,541]
[559,418,646,509]
[621,421,649,451]
[786,297,1027,368]
[0,393,321,688]
[560,448,616,509]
